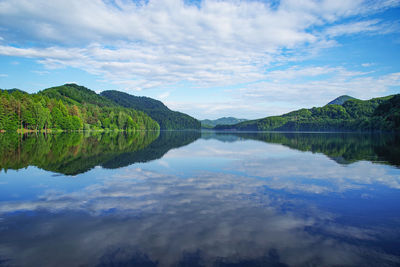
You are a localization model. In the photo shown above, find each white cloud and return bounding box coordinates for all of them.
[31,70,49,75]
[165,99,265,119]
[235,69,400,115]
[157,91,171,100]
[324,19,389,37]
[361,63,374,67]
[0,0,398,92]
[166,66,400,118]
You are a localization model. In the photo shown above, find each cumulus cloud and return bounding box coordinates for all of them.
[0,0,398,92]
[167,67,400,118]
[235,69,400,113]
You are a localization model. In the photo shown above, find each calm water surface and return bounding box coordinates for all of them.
[0,131,400,267]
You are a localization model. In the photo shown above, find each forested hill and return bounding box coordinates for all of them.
[101,90,201,130]
[327,95,356,105]
[215,94,400,132]
[0,84,159,132]
[201,117,247,128]
[38,83,116,107]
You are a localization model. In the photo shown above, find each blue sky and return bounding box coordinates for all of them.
[0,0,399,119]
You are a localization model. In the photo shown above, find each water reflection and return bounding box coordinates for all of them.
[0,131,399,266]
[1,131,399,176]
[0,131,200,175]
[203,131,400,167]
[1,168,399,266]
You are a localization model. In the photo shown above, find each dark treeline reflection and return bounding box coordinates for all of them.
[202,131,400,167]
[101,130,201,169]
[1,131,399,175]
[0,131,200,175]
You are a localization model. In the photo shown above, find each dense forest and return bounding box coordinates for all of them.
[101,90,201,130]
[0,84,160,132]
[215,94,400,132]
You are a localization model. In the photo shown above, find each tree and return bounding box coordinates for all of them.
[126,116,135,130]
[58,100,69,116]
[33,102,47,130]
[51,107,63,129]
[118,111,128,130]
[71,116,83,130]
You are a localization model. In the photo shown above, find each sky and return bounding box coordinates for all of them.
[0,0,399,120]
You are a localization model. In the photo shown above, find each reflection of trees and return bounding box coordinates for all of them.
[102,131,201,169]
[203,132,400,167]
[0,131,201,175]
[0,132,148,175]
[3,130,397,175]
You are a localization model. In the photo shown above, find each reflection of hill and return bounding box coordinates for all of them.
[101,131,201,168]
[0,132,160,175]
[203,131,400,167]
[0,131,201,175]
[201,131,241,142]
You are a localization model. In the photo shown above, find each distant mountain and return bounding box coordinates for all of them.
[201,117,247,128]
[0,88,28,94]
[215,94,400,132]
[101,90,200,130]
[327,95,356,105]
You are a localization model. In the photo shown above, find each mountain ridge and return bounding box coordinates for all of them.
[327,95,356,106]
[101,90,200,130]
[201,117,247,128]
[214,94,400,132]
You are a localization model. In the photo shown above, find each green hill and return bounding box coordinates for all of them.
[215,94,400,132]
[0,84,159,132]
[201,117,247,128]
[38,83,116,107]
[1,88,28,94]
[327,95,356,105]
[101,90,200,130]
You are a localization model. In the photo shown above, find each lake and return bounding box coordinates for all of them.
[0,131,400,267]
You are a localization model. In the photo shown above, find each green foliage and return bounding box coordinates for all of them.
[71,116,83,130]
[38,84,115,107]
[0,84,160,132]
[215,94,400,132]
[101,90,200,130]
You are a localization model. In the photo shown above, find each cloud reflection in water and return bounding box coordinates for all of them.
[0,165,399,266]
[0,134,400,266]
